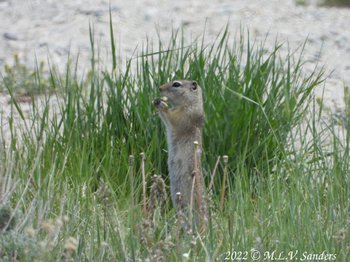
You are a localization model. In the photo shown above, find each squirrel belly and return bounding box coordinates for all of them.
[167,126,202,207]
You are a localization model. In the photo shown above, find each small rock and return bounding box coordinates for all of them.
[3,32,19,41]
[320,34,328,41]
[182,20,192,27]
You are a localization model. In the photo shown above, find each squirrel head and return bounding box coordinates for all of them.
[159,80,202,111]
[154,80,204,130]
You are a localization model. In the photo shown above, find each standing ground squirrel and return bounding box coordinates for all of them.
[153,80,207,222]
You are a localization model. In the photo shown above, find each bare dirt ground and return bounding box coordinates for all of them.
[1,0,350,142]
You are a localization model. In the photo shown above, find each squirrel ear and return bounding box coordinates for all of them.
[192,81,197,90]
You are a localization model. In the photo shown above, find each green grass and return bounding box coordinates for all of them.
[296,0,350,6]
[0,54,54,98]
[320,0,350,6]
[0,23,349,261]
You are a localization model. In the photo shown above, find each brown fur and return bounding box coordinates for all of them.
[154,80,207,218]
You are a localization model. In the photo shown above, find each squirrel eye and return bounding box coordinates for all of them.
[172,81,182,88]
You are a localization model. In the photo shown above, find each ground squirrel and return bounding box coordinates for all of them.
[153,80,207,220]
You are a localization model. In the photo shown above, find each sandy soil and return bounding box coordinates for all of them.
[1,0,350,142]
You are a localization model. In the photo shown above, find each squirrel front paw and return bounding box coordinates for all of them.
[153,98,169,110]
